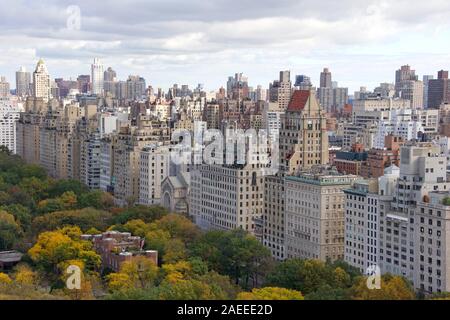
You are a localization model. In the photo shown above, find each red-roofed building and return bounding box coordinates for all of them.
[279,89,329,173]
[287,90,310,112]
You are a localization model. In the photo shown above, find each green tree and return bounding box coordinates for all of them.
[0,210,23,250]
[112,205,168,225]
[47,179,89,198]
[78,190,114,210]
[31,208,113,235]
[190,229,272,288]
[265,259,357,296]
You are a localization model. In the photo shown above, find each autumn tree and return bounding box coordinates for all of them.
[350,274,416,300]
[13,264,39,287]
[153,213,200,243]
[28,226,101,273]
[237,287,304,300]
[107,256,159,292]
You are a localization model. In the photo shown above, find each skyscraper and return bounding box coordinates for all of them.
[77,75,91,94]
[428,70,450,108]
[294,75,312,90]
[423,75,434,108]
[395,65,423,109]
[15,66,31,97]
[0,77,10,97]
[279,89,329,174]
[91,58,104,96]
[33,59,51,101]
[269,71,292,110]
[320,68,332,88]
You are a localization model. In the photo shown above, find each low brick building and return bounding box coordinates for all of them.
[82,231,158,272]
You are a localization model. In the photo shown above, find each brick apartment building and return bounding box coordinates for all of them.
[82,231,158,272]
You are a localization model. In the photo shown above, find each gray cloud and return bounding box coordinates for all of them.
[0,0,450,91]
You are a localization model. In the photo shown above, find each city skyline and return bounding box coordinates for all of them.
[1,0,450,92]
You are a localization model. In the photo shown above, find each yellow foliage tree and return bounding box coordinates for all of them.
[28,226,100,272]
[162,260,193,284]
[13,264,38,286]
[122,219,152,238]
[0,272,12,285]
[351,274,415,300]
[163,238,187,264]
[107,256,159,291]
[237,287,304,300]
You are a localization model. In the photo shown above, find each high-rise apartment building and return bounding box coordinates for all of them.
[285,167,358,261]
[344,179,380,272]
[279,89,329,174]
[16,97,48,164]
[0,77,10,98]
[190,163,265,235]
[113,115,170,205]
[269,71,292,110]
[0,99,20,153]
[263,89,329,260]
[428,70,450,108]
[423,75,434,108]
[126,75,146,101]
[294,75,312,90]
[139,144,170,205]
[320,68,332,88]
[33,59,51,101]
[395,65,424,109]
[379,143,449,281]
[91,58,104,96]
[414,192,450,294]
[15,67,31,97]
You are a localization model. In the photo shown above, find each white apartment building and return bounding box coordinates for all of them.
[100,137,115,192]
[80,133,101,189]
[0,99,20,153]
[189,163,265,235]
[263,174,285,260]
[344,179,380,273]
[33,59,51,101]
[414,192,450,294]
[285,168,358,262]
[139,144,170,205]
[379,143,449,282]
[91,58,104,96]
[373,108,425,149]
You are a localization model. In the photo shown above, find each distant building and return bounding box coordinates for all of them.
[16,67,31,97]
[91,58,104,96]
[428,70,450,108]
[33,59,51,101]
[82,231,158,272]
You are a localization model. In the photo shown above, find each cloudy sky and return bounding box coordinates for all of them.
[1,0,450,92]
